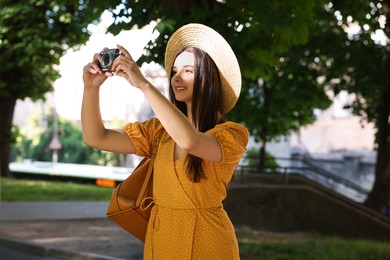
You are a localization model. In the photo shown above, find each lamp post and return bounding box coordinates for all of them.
[48,108,62,163]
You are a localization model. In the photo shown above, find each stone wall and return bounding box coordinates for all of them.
[224,175,390,241]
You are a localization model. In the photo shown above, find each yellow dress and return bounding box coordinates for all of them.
[124,118,248,260]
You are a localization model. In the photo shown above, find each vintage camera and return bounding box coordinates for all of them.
[99,48,121,72]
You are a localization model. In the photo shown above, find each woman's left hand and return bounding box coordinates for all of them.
[111,44,150,90]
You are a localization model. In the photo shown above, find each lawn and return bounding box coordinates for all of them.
[236,226,390,259]
[0,177,113,201]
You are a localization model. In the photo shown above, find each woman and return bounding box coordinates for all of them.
[82,23,248,260]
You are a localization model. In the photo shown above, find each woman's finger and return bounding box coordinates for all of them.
[90,62,102,74]
[113,63,126,75]
[93,53,102,63]
[117,44,132,59]
[83,63,96,73]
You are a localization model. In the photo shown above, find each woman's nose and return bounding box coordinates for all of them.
[173,70,183,81]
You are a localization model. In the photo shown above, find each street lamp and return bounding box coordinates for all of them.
[48,108,62,163]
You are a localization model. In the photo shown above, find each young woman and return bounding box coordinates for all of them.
[82,23,248,260]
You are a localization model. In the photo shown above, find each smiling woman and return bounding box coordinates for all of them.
[171,51,195,105]
[81,23,248,259]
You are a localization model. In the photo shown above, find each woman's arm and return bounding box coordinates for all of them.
[81,53,136,154]
[113,45,222,162]
[141,83,222,163]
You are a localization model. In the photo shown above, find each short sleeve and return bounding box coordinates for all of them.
[123,118,163,158]
[207,122,249,166]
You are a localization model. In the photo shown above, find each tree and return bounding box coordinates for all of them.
[230,45,332,171]
[254,0,390,212]
[106,0,330,171]
[11,113,122,166]
[3,0,388,213]
[106,0,390,212]
[311,0,390,212]
[0,0,112,176]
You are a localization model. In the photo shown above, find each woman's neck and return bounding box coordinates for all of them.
[186,104,196,128]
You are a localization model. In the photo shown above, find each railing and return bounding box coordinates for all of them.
[302,159,370,200]
[236,155,370,202]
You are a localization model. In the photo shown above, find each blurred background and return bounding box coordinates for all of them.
[1,1,390,259]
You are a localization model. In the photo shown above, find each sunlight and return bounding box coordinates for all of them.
[53,17,162,122]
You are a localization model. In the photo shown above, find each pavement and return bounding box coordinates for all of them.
[0,201,108,221]
[0,201,122,260]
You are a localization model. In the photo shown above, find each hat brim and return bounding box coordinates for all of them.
[165,23,241,114]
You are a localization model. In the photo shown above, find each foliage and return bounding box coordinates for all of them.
[241,147,279,171]
[0,0,115,176]
[304,1,390,128]
[304,1,390,210]
[11,112,122,166]
[109,0,326,78]
[2,0,389,210]
[230,53,332,143]
[105,0,390,211]
[0,0,112,100]
[105,0,333,174]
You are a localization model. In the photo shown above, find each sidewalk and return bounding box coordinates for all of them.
[0,201,109,221]
[0,201,136,260]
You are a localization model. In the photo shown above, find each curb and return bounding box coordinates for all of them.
[0,236,124,260]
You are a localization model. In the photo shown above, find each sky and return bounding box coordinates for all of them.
[52,12,164,122]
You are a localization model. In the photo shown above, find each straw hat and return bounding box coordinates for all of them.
[165,23,241,114]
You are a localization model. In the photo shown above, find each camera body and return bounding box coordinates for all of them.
[99,48,121,72]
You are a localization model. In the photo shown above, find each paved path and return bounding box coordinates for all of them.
[0,201,108,221]
[0,201,122,260]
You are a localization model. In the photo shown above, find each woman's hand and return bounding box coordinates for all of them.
[83,53,109,89]
[111,44,151,90]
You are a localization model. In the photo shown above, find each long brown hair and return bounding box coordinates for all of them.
[169,47,225,182]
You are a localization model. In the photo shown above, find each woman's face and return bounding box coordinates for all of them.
[171,51,195,105]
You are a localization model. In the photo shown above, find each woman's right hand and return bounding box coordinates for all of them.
[82,53,108,89]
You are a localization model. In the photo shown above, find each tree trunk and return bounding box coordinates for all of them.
[0,96,17,177]
[364,82,390,212]
[258,137,266,173]
[258,81,271,174]
[364,0,390,212]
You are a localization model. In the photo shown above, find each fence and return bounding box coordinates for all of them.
[236,155,371,202]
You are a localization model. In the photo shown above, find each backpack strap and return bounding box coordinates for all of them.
[135,137,161,207]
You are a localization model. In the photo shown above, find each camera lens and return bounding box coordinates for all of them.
[101,53,111,67]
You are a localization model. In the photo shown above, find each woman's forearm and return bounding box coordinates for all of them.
[81,53,137,154]
[81,86,106,146]
[81,85,137,154]
[141,82,199,150]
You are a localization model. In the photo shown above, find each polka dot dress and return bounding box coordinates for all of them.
[124,118,248,260]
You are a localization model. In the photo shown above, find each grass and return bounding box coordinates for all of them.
[236,226,390,260]
[0,177,113,201]
[2,177,390,259]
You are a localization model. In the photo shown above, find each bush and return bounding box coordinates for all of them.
[11,112,123,166]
